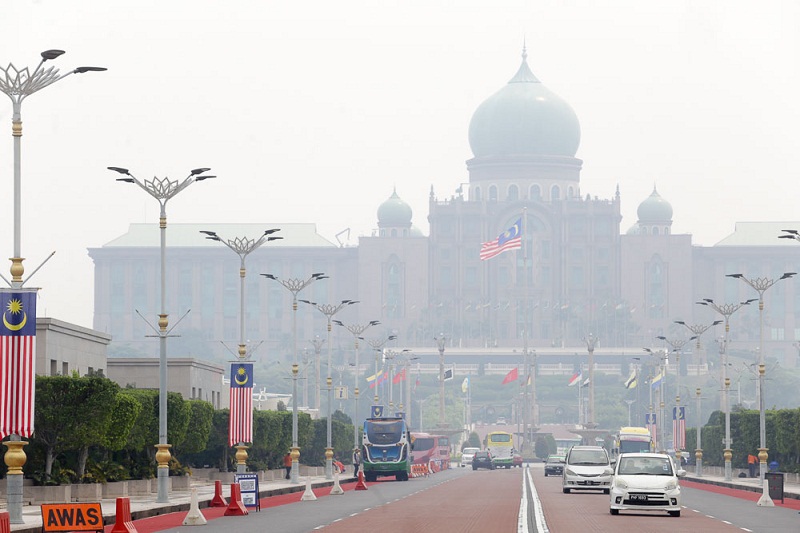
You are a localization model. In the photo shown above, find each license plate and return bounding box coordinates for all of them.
[629,494,648,501]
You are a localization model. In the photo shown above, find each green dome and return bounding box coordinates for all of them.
[377,189,412,227]
[637,186,673,223]
[468,49,581,158]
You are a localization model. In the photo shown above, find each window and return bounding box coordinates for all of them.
[489,185,498,202]
[507,184,519,201]
[530,184,541,200]
[551,185,561,201]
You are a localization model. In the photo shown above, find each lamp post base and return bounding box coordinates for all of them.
[325,447,334,480]
[4,440,27,524]
[290,446,300,484]
[235,445,249,474]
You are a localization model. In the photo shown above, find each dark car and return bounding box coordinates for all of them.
[472,450,494,470]
[544,454,566,476]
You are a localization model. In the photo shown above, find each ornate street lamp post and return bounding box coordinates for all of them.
[696,298,754,481]
[583,334,598,428]
[695,387,703,477]
[262,273,328,483]
[367,334,397,403]
[727,272,795,506]
[434,334,448,427]
[334,320,380,451]
[655,335,695,464]
[1,51,105,523]
[299,299,358,479]
[110,166,214,503]
[201,229,281,473]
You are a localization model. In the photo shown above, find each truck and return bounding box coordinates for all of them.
[613,426,654,456]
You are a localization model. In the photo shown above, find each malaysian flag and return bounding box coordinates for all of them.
[480,218,522,260]
[229,362,254,446]
[673,406,686,451]
[0,289,37,439]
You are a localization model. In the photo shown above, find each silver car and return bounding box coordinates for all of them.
[562,445,612,494]
[609,453,685,517]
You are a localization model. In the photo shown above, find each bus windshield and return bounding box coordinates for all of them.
[413,437,434,451]
[488,433,511,443]
[365,420,404,445]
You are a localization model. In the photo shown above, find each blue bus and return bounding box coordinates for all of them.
[361,416,411,482]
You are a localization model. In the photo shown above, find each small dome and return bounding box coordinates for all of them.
[468,48,581,158]
[637,186,673,223]
[378,188,412,228]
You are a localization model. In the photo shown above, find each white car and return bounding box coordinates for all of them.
[562,445,612,494]
[461,447,480,467]
[609,453,685,517]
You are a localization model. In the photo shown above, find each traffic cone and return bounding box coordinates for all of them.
[223,483,248,516]
[182,487,208,526]
[301,477,317,501]
[209,480,227,507]
[330,470,344,495]
[110,497,138,533]
[355,470,368,490]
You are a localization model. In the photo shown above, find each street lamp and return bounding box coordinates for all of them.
[110,166,214,503]
[643,347,668,452]
[434,334,448,428]
[334,320,380,450]
[727,272,795,506]
[1,52,105,524]
[201,229,281,473]
[655,335,695,464]
[674,319,722,362]
[367,334,397,403]
[299,299,358,479]
[696,298,755,481]
[583,334,599,428]
[695,387,703,477]
[262,272,328,483]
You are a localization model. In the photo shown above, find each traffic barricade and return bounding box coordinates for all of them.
[766,472,784,503]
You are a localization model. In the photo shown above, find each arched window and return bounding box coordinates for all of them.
[474,187,482,201]
[508,184,519,201]
[489,185,498,202]
[551,185,561,201]
[530,184,541,200]
[652,227,659,236]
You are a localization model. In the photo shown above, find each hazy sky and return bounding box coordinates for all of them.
[1,1,798,329]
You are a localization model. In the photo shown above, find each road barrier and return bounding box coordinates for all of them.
[411,464,430,478]
[109,498,138,533]
[223,483,248,516]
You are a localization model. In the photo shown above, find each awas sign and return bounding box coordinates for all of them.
[41,502,104,532]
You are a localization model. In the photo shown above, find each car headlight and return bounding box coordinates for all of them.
[614,478,628,489]
[564,468,576,476]
[664,480,677,491]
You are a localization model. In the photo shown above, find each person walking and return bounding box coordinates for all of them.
[352,448,361,475]
[747,453,757,478]
[284,451,293,480]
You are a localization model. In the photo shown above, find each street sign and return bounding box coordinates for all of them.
[334,386,348,399]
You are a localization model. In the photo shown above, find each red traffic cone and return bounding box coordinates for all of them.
[224,483,248,516]
[355,470,368,491]
[210,479,228,507]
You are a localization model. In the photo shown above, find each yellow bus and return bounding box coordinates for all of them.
[485,431,514,468]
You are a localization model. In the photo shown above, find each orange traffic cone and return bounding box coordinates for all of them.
[209,480,228,507]
[355,470,368,491]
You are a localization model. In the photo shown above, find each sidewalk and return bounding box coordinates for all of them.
[683,465,800,501]
[7,471,356,533]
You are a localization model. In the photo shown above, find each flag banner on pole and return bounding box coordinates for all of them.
[229,362,254,446]
[369,372,388,389]
[581,378,590,388]
[624,369,637,389]
[501,368,518,385]
[567,372,582,386]
[480,218,522,260]
[0,289,37,439]
[521,374,531,387]
[462,376,470,393]
[673,406,686,450]
[443,367,454,381]
[650,371,663,389]
[366,370,383,383]
[392,368,406,384]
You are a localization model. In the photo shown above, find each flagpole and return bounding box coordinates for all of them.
[521,207,533,453]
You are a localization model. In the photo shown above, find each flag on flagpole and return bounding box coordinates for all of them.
[624,369,637,389]
[370,372,388,389]
[229,362,254,446]
[0,289,37,439]
[673,406,686,450]
[414,376,420,390]
[581,378,591,388]
[480,218,522,260]
[650,371,664,389]
[443,367,454,381]
[646,412,657,449]
[567,372,582,386]
[520,374,531,387]
[462,376,470,393]
[501,368,518,385]
[393,368,406,384]
[366,370,383,383]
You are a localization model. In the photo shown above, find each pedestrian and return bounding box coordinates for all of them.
[352,448,361,475]
[748,453,757,477]
[284,451,293,480]
[333,456,345,475]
